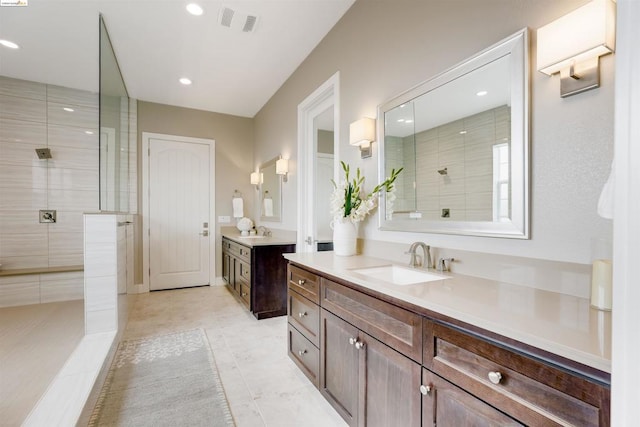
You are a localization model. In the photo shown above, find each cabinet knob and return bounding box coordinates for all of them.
[488,371,502,385]
[419,384,432,395]
[298,279,306,286]
[354,341,365,350]
[298,349,307,356]
[298,311,307,318]
[349,337,357,346]
[241,292,247,297]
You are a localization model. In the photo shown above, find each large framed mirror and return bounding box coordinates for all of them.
[259,157,282,222]
[378,29,529,238]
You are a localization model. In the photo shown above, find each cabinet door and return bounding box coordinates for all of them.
[361,334,421,427]
[222,252,231,284]
[422,369,522,427]
[321,310,360,426]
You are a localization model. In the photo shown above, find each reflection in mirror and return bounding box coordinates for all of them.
[315,106,335,245]
[379,29,529,238]
[259,157,282,221]
[99,16,129,212]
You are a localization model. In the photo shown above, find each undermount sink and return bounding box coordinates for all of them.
[350,265,450,286]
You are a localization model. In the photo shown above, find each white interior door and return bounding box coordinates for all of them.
[146,134,212,290]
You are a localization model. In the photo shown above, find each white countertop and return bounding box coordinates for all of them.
[223,233,296,247]
[284,252,611,374]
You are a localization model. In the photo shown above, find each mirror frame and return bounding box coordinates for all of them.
[259,156,283,222]
[377,28,529,239]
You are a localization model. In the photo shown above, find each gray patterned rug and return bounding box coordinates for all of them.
[89,329,235,426]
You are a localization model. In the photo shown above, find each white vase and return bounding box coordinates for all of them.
[332,219,358,256]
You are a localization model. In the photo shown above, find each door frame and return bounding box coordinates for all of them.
[141,132,216,293]
[297,72,340,252]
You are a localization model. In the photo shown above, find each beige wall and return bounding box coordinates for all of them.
[253,0,613,266]
[136,101,254,282]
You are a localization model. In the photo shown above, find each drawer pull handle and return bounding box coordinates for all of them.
[419,384,432,395]
[349,337,357,346]
[298,311,307,318]
[354,341,365,350]
[298,349,307,356]
[488,371,502,385]
[298,279,306,286]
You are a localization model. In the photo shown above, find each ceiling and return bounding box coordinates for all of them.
[0,0,355,118]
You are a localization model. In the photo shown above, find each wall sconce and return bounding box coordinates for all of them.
[350,117,376,158]
[276,158,288,182]
[250,171,261,189]
[537,0,616,97]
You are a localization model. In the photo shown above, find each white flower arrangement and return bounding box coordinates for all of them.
[331,161,403,223]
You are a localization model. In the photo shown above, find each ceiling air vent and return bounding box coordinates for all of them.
[242,15,258,33]
[219,7,235,28]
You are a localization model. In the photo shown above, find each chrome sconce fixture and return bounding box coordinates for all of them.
[349,117,376,158]
[537,0,616,97]
[276,158,289,182]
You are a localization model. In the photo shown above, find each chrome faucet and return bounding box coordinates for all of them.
[407,242,432,269]
[257,226,272,237]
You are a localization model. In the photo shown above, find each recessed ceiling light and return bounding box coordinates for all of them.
[405,119,414,124]
[459,130,467,135]
[186,3,203,16]
[0,39,19,49]
[476,90,488,96]
[85,130,94,135]
[397,119,405,123]
[63,107,74,112]
[179,77,192,85]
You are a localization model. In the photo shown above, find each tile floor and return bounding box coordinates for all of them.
[122,284,347,427]
[0,300,84,426]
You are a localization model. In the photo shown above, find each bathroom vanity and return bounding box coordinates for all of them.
[285,252,610,426]
[222,234,295,319]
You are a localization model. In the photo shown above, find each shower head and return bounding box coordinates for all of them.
[437,167,448,175]
[35,148,52,159]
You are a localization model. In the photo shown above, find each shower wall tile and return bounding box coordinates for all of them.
[0,211,45,234]
[47,102,98,130]
[40,271,84,303]
[0,95,46,123]
[49,232,84,267]
[48,189,98,211]
[0,187,47,210]
[0,233,48,257]
[48,167,99,191]
[0,118,47,146]
[0,76,46,100]
[50,211,84,233]
[47,85,98,108]
[0,276,40,307]
[47,146,98,171]
[48,124,98,150]
[0,141,45,167]
[0,164,47,189]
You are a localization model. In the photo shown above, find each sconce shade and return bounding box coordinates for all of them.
[250,172,260,185]
[276,158,288,175]
[349,117,376,146]
[537,0,615,76]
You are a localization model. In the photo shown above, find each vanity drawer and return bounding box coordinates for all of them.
[288,323,320,388]
[288,264,320,304]
[321,278,422,363]
[238,260,251,283]
[424,320,608,426]
[239,283,251,307]
[288,289,320,347]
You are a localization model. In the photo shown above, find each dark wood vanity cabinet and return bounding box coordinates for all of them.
[222,237,294,319]
[286,262,611,427]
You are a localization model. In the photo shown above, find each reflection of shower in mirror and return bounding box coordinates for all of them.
[437,167,448,175]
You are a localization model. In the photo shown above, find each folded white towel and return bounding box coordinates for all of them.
[232,197,244,218]
[597,161,614,219]
[263,197,273,217]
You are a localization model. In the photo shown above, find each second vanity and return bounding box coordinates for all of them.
[284,252,611,426]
